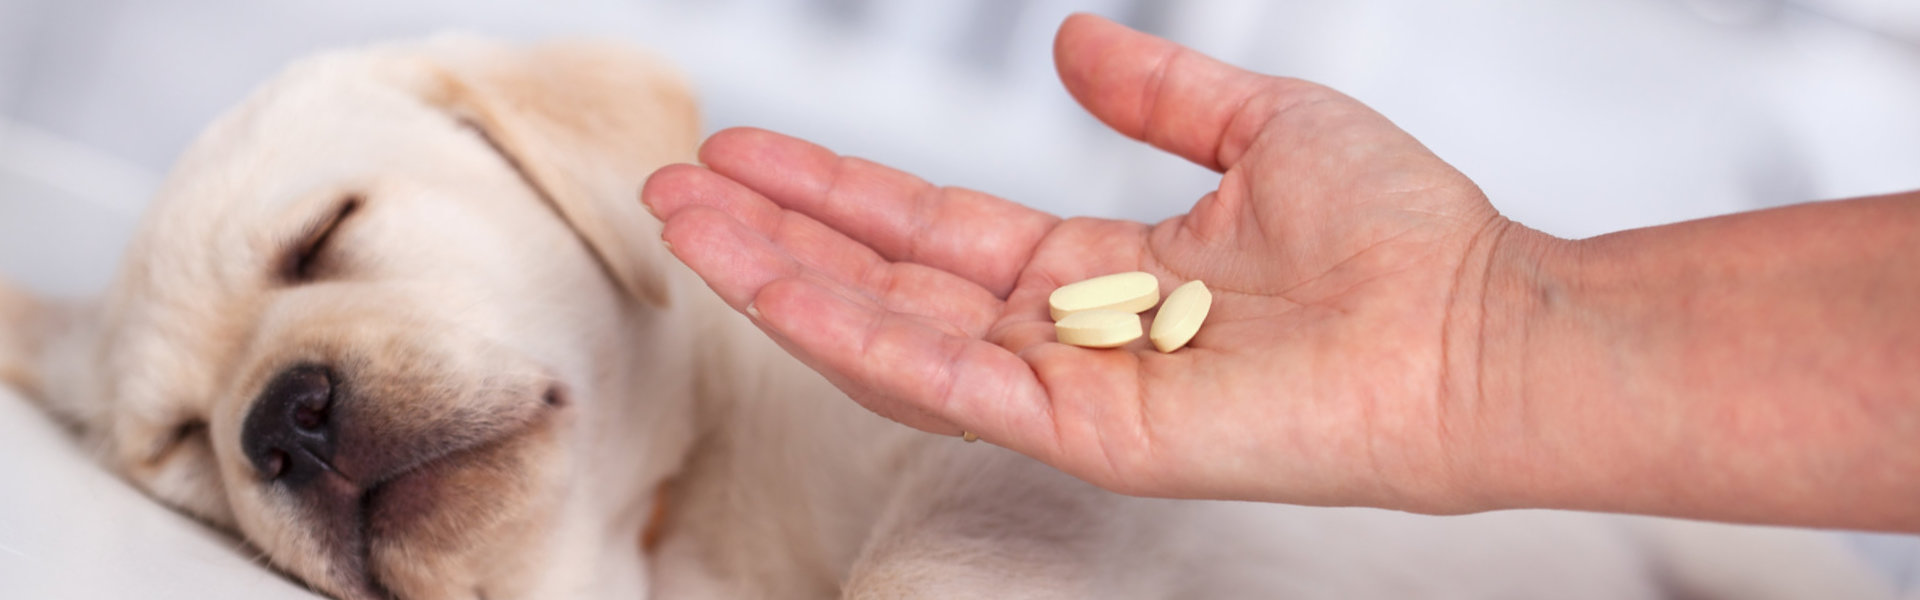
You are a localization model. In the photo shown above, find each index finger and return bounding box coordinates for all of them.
[699,127,1059,298]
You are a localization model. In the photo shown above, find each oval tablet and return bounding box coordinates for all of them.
[1049,271,1160,320]
[1150,280,1211,353]
[1055,309,1143,348]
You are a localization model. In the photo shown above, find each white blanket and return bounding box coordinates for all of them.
[0,385,318,599]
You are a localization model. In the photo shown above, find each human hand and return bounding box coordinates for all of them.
[643,14,1528,512]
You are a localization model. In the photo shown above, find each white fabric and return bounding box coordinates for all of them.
[0,385,319,599]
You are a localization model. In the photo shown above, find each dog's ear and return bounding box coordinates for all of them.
[0,281,45,398]
[410,38,700,306]
[0,281,101,430]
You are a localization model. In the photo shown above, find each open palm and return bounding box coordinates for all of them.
[645,14,1511,511]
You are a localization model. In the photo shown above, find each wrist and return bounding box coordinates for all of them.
[1437,218,1577,513]
[1434,195,1920,528]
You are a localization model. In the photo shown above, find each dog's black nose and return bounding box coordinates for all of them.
[242,365,337,486]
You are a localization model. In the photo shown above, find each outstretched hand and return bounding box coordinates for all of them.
[643,14,1518,511]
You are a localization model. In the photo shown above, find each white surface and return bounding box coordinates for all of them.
[2,0,1919,597]
[0,385,319,599]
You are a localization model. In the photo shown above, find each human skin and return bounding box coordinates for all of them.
[642,13,1920,531]
[1469,193,1920,531]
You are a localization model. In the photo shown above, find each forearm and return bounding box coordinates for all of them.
[1470,192,1920,530]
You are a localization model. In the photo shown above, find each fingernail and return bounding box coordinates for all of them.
[745,303,761,320]
[661,238,674,253]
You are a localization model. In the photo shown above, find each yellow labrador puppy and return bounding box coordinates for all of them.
[0,38,1894,600]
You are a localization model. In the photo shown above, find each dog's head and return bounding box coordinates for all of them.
[1,38,701,599]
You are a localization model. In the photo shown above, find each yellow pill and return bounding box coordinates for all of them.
[1150,280,1211,353]
[1048,271,1160,320]
[1055,309,1144,348]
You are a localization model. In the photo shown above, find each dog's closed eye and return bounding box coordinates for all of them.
[144,418,208,467]
[281,195,360,283]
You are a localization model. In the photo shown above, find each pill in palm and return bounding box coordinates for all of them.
[1048,271,1160,320]
[1054,309,1144,348]
[1150,280,1211,353]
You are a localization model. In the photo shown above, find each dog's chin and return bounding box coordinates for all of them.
[287,414,566,600]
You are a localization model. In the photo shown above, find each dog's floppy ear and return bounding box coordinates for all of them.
[0,281,46,398]
[411,38,700,306]
[0,281,100,429]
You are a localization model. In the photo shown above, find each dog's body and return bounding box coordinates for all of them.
[0,39,1894,599]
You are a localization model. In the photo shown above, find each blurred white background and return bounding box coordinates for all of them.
[4,0,1920,298]
[2,0,1918,596]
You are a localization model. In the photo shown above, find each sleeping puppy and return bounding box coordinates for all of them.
[0,38,1896,599]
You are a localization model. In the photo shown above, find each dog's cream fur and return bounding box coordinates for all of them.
[0,38,1896,599]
